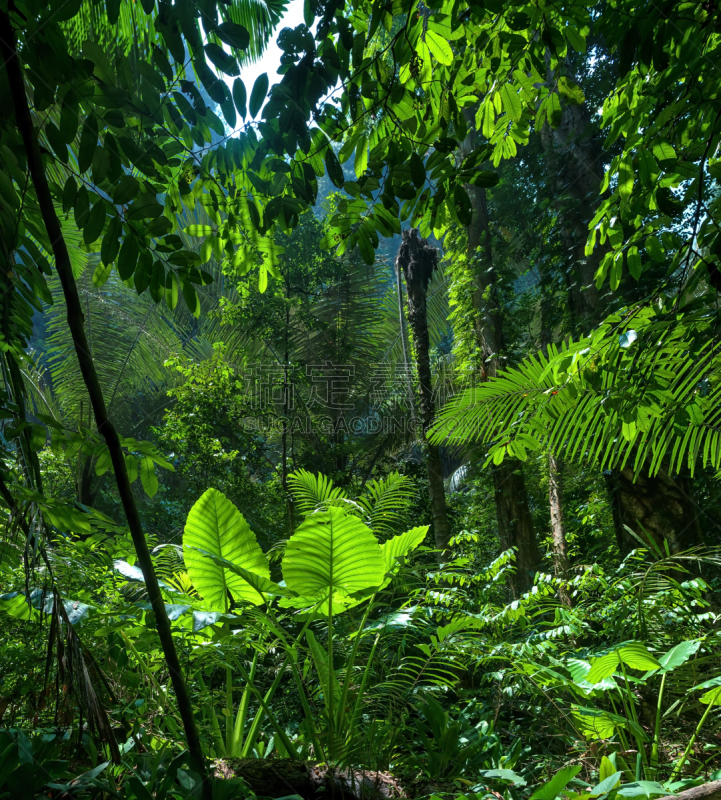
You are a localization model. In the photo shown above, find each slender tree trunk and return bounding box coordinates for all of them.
[461,118,542,594]
[0,19,211,797]
[396,231,452,563]
[539,288,572,602]
[548,452,572,605]
[78,455,99,507]
[396,263,418,429]
[539,83,608,325]
[547,453,569,573]
[493,460,541,593]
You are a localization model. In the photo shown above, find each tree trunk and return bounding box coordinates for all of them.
[493,460,541,595]
[548,453,569,573]
[461,119,542,593]
[213,758,407,800]
[612,465,704,555]
[0,18,211,798]
[539,86,608,325]
[539,285,571,602]
[396,231,452,563]
[78,454,101,507]
[396,262,419,427]
[548,452,572,605]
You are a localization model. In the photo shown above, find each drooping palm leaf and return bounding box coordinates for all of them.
[430,305,721,478]
[61,0,285,64]
[220,0,289,63]
[43,262,186,432]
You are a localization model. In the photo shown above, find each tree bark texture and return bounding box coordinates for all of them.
[547,453,569,574]
[655,782,721,800]
[606,465,703,555]
[396,230,452,563]
[213,758,407,800]
[396,262,419,425]
[0,17,211,797]
[540,300,571,602]
[492,460,542,594]
[548,452,572,605]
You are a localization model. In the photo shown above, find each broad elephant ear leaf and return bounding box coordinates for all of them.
[572,704,625,739]
[529,765,583,800]
[586,642,660,684]
[186,547,290,602]
[380,525,428,578]
[278,589,364,617]
[282,506,385,599]
[656,639,700,674]
[183,488,269,609]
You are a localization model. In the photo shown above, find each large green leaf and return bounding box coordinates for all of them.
[186,547,290,601]
[695,676,721,705]
[282,507,385,599]
[278,590,360,616]
[529,765,582,800]
[700,686,721,705]
[183,489,269,609]
[0,593,37,621]
[572,705,626,739]
[586,642,660,684]
[591,772,624,797]
[425,30,453,66]
[656,640,700,674]
[379,525,428,578]
[567,658,618,691]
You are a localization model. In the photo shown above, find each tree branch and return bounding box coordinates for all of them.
[0,14,211,797]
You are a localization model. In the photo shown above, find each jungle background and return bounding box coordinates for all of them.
[1,0,721,798]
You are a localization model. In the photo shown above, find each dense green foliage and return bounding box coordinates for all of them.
[1,0,721,798]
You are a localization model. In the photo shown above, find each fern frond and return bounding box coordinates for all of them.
[357,472,415,537]
[287,469,348,516]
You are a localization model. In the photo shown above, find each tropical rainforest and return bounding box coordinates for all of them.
[1,0,721,798]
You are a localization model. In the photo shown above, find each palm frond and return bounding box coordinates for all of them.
[61,0,284,65]
[431,305,721,478]
[43,263,186,432]
[287,469,348,516]
[20,353,63,426]
[378,265,450,365]
[46,586,120,763]
[357,471,415,537]
[61,0,158,56]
